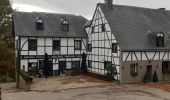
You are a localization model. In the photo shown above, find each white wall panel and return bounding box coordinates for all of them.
[67,47,74,54]
[29,51,36,55]
[21,51,28,55]
[38,38,44,46]
[146,52,155,60]
[46,38,52,46]
[61,38,67,46]
[61,47,67,54]
[29,59,37,62]
[21,37,28,50]
[75,51,80,54]
[68,38,74,46]
[38,47,44,55]
[46,47,52,55]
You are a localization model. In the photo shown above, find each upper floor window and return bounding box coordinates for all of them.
[87,43,92,51]
[75,40,81,50]
[91,26,95,33]
[28,39,37,51]
[101,24,106,32]
[53,40,60,51]
[156,32,164,47]
[62,20,69,31]
[36,18,44,30]
[112,43,118,53]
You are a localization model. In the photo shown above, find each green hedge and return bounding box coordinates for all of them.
[19,70,30,82]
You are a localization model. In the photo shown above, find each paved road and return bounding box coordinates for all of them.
[0,83,15,90]
[2,84,170,100]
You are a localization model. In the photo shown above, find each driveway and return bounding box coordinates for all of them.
[0,82,15,91]
[3,84,170,100]
[2,76,170,100]
[30,75,110,91]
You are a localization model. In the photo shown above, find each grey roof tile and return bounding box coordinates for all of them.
[99,3,170,51]
[13,11,88,38]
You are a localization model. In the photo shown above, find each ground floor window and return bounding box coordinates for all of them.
[39,60,44,70]
[72,61,80,70]
[88,60,92,68]
[162,61,170,74]
[104,61,112,69]
[130,63,138,76]
[28,62,37,71]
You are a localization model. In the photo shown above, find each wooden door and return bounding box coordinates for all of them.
[147,65,152,81]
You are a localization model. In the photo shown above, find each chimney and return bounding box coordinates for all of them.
[105,0,113,10]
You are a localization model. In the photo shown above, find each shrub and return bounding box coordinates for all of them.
[105,65,117,81]
[19,70,29,82]
[153,71,158,82]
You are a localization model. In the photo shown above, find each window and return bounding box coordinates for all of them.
[22,65,25,71]
[91,26,95,33]
[39,60,44,70]
[75,40,81,50]
[112,43,118,53]
[53,40,60,50]
[36,18,44,30]
[104,61,112,69]
[28,39,37,51]
[88,60,92,68]
[130,63,138,76]
[101,24,106,32]
[62,20,69,31]
[28,62,37,71]
[72,61,80,69]
[87,43,92,51]
[156,32,164,47]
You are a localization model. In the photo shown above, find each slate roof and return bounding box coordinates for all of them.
[99,3,170,51]
[84,20,92,28]
[13,11,87,38]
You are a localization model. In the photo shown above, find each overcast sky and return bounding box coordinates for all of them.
[11,0,170,19]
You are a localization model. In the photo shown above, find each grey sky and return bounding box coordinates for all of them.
[11,0,170,19]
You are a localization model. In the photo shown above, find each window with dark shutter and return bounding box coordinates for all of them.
[91,26,95,33]
[75,40,81,50]
[53,40,60,50]
[28,39,37,51]
[101,24,106,32]
[112,43,118,53]
[87,43,92,51]
[88,60,92,68]
[156,32,164,47]
[36,18,44,30]
[104,61,112,69]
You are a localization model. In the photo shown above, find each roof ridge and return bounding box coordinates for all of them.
[14,11,81,17]
[98,3,169,11]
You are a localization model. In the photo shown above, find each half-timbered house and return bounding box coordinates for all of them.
[85,0,170,83]
[13,12,87,76]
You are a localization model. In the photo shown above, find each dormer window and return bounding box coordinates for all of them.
[156,32,164,47]
[36,18,44,30]
[62,20,69,31]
